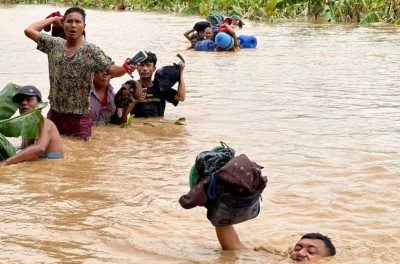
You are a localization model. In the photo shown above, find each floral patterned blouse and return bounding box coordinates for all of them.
[37,33,111,114]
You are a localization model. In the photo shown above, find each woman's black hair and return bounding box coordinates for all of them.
[64,6,86,22]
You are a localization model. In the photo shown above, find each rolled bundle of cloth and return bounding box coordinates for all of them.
[43,11,66,39]
[179,142,268,226]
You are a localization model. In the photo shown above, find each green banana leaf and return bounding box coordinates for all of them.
[127,114,135,126]
[174,117,186,125]
[0,133,16,161]
[120,114,135,128]
[359,12,381,26]
[199,1,207,15]
[0,102,47,138]
[0,83,21,120]
[276,0,307,9]
[266,0,278,16]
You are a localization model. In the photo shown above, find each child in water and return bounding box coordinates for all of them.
[183,28,204,49]
[187,35,198,49]
[204,27,214,41]
[231,14,244,29]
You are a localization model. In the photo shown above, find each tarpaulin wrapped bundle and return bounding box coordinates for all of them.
[179,142,268,226]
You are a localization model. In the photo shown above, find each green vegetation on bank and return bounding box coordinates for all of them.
[2,0,400,25]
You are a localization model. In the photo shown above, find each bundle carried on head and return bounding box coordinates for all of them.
[179,142,268,226]
[44,11,66,39]
[206,14,224,26]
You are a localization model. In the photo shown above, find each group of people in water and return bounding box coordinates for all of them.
[184,14,243,51]
[1,7,186,166]
[0,6,336,262]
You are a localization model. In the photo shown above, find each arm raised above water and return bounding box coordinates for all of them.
[215,225,248,250]
[24,16,63,43]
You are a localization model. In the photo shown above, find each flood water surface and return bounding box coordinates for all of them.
[0,5,399,263]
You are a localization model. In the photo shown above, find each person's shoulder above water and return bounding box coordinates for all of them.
[0,85,64,166]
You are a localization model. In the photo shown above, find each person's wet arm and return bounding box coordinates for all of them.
[24,16,63,43]
[175,61,186,102]
[184,28,196,41]
[108,59,136,78]
[215,225,248,251]
[1,121,52,166]
[117,92,145,124]
[224,23,237,37]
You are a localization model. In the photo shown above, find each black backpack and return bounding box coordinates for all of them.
[154,54,185,92]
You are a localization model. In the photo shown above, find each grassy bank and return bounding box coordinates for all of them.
[3,0,400,25]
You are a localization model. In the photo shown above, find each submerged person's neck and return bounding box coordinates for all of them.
[140,78,152,87]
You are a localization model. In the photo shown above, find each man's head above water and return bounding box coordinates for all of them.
[214,226,336,262]
[290,233,336,262]
[12,85,42,115]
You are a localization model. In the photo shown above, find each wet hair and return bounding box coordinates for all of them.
[64,6,86,22]
[204,27,213,33]
[300,233,336,256]
[124,80,137,89]
[143,51,157,67]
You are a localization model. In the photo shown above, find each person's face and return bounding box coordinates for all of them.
[204,28,214,40]
[93,71,111,88]
[63,12,85,40]
[198,31,205,39]
[137,61,155,79]
[18,96,39,115]
[232,18,239,25]
[290,239,328,262]
[190,39,197,48]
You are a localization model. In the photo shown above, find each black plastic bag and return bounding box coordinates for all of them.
[194,141,235,179]
[154,54,185,92]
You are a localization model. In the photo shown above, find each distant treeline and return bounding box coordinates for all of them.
[3,0,400,25]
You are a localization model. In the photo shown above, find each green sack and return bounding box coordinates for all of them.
[0,133,16,161]
[206,15,224,26]
[0,83,21,120]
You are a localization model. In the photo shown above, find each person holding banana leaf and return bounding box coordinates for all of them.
[0,86,63,166]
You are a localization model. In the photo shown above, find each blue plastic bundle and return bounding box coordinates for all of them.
[237,35,257,48]
[195,39,216,52]
[215,32,234,50]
